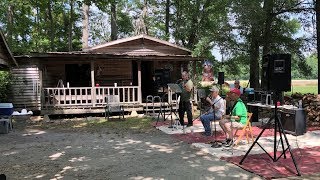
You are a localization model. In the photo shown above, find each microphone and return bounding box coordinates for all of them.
[176,79,182,83]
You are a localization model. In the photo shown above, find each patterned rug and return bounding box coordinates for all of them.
[153,118,320,179]
[221,146,320,179]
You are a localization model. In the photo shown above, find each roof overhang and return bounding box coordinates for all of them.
[84,34,192,54]
[15,52,204,61]
[0,30,18,69]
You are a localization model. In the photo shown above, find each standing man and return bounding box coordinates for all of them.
[200,86,225,136]
[219,88,247,147]
[178,71,194,127]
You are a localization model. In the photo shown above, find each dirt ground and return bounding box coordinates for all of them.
[0,118,263,180]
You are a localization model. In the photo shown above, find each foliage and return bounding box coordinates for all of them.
[0,0,83,54]
[0,71,13,102]
[0,0,317,80]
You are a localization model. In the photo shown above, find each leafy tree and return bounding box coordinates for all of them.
[0,0,317,84]
[0,71,13,102]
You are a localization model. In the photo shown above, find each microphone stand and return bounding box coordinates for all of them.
[211,97,223,148]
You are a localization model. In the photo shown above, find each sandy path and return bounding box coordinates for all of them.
[0,127,262,180]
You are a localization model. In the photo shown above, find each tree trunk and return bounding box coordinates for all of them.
[316,0,320,94]
[249,28,260,89]
[187,1,201,48]
[142,0,148,34]
[110,2,118,40]
[82,3,89,49]
[35,0,40,52]
[48,0,54,51]
[7,4,14,46]
[262,0,274,56]
[165,0,170,40]
[68,0,74,51]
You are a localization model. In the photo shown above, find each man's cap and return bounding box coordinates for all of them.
[228,88,241,96]
[209,86,219,92]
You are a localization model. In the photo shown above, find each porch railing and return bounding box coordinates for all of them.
[43,86,140,108]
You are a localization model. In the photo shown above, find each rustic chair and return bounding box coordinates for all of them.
[105,95,125,120]
[233,112,254,146]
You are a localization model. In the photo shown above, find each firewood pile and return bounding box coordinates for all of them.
[285,93,320,127]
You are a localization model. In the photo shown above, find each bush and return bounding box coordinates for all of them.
[0,71,13,102]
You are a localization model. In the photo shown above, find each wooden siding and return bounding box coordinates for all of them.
[42,61,66,87]
[153,61,186,80]
[95,60,132,86]
[91,39,189,55]
[38,59,133,88]
[10,67,41,110]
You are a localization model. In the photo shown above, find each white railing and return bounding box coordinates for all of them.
[43,86,139,108]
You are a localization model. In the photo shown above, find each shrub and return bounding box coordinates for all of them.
[0,71,13,102]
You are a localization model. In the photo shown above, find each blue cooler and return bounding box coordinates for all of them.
[244,88,255,95]
[0,103,13,134]
[0,103,14,116]
[244,88,255,102]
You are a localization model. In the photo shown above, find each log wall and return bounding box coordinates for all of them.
[95,60,132,86]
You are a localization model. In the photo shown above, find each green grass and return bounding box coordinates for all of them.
[285,85,318,95]
[33,117,155,133]
[86,117,154,131]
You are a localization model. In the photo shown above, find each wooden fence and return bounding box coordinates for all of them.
[42,86,140,109]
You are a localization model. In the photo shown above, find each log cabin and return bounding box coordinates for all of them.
[10,34,202,115]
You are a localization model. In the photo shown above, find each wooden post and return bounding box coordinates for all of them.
[39,68,43,110]
[137,60,142,103]
[91,60,96,106]
[91,60,95,87]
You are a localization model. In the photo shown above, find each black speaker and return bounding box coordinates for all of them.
[261,54,291,92]
[217,72,224,85]
[280,109,306,136]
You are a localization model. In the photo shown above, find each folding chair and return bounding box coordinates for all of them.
[233,112,254,146]
[105,95,125,120]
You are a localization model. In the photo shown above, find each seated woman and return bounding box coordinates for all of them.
[219,88,247,147]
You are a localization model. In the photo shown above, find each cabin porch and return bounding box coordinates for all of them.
[41,85,181,115]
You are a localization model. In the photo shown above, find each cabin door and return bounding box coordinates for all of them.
[65,64,91,87]
[141,61,154,99]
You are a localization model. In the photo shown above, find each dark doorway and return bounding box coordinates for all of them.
[65,64,91,87]
[141,61,154,99]
[132,61,138,86]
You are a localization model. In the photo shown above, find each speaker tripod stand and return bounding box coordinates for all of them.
[239,96,300,176]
